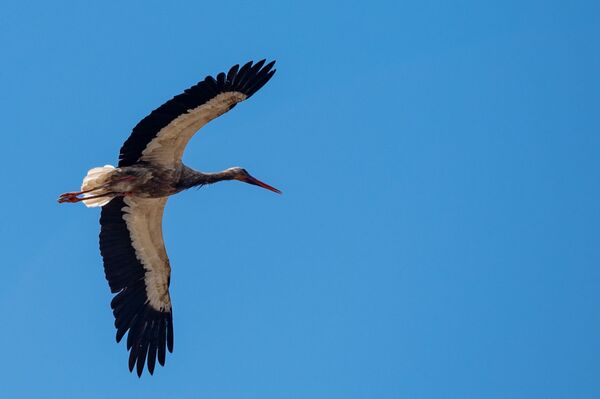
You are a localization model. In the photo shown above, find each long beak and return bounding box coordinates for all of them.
[243,175,282,194]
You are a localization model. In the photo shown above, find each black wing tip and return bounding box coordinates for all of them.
[223,59,276,98]
[123,306,173,377]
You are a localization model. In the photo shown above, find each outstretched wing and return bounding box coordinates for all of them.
[99,197,173,377]
[118,59,276,168]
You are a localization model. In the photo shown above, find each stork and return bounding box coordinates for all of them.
[58,60,279,376]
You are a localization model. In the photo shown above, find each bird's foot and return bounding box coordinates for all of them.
[58,192,84,203]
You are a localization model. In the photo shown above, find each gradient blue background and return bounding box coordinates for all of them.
[1,1,598,397]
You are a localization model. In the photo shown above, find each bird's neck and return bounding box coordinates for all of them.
[179,167,236,189]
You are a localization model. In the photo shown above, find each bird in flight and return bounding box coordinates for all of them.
[58,60,280,376]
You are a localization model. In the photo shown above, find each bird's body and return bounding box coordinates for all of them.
[92,164,181,199]
[59,60,279,376]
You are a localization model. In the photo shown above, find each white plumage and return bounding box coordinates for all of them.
[81,165,116,207]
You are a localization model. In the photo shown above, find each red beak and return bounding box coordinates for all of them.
[244,175,282,194]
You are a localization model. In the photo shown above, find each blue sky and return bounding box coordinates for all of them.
[1,1,598,397]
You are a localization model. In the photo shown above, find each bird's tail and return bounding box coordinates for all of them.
[81,165,117,207]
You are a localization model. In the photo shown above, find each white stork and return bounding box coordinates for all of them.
[58,60,279,376]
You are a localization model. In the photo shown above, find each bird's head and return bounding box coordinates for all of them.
[228,167,281,194]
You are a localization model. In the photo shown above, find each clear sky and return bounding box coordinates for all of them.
[0,1,598,398]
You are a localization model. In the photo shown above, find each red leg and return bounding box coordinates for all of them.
[57,175,136,204]
[59,187,102,198]
[58,191,116,204]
